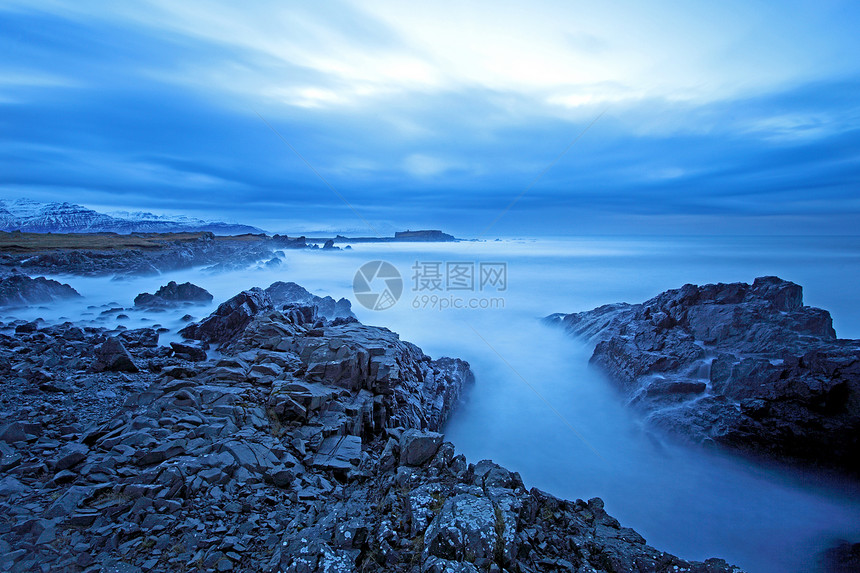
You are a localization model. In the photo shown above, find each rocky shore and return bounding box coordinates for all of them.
[0,276,743,572]
[0,273,82,307]
[0,229,459,278]
[0,232,299,278]
[547,276,860,474]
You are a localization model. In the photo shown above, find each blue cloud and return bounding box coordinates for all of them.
[2,3,860,235]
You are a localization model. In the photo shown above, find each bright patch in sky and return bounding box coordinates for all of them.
[1,0,859,235]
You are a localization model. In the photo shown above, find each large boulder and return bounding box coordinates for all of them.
[0,274,81,307]
[169,341,207,361]
[179,288,273,344]
[134,281,213,307]
[92,336,138,372]
[399,429,443,466]
[423,494,499,562]
[265,281,355,320]
[549,276,860,473]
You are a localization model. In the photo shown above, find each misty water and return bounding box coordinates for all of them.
[9,236,860,573]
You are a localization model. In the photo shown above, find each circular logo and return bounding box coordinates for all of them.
[353,260,403,311]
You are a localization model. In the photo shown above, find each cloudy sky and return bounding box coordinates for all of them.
[2,1,860,236]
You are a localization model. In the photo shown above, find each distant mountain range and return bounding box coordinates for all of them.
[0,199,265,235]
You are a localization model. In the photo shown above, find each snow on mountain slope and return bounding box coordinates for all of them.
[0,199,265,235]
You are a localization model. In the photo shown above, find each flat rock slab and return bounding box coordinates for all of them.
[312,435,362,471]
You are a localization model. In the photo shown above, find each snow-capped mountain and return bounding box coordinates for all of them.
[0,199,265,235]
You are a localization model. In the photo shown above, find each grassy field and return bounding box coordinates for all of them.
[0,231,268,253]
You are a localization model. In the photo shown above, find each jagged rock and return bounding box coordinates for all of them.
[312,435,362,471]
[92,336,138,372]
[170,341,207,361]
[14,321,38,334]
[53,443,89,472]
[400,429,443,466]
[118,327,159,348]
[423,493,499,562]
[0,274,80,307]
[134,281,213,307]
[265,281,355,320]
[821,540,860,573]
[179,288,273,344]
[549,276,860,473]
[0,422,27,444]
[0,282,743,573]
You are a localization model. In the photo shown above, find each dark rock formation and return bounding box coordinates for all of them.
[265,281,355,320]
[92,337,138,373]
[134,281,213,307]
[0,274,81,307]
[0,285,741,573]
[821,540,860,573]
[179,288,273,344]
[547,276,860,473]
[394,230,456,242]
[270,234,308,249]
[169,341,208,362]
[179,282,356,346]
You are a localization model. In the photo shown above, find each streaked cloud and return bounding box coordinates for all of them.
[1,1,859,235]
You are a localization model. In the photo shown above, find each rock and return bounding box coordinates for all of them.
[134,281,213,307]
[266,466,295,488]
[0,274,81,307]
[265,281,355,320]
[0,476,26,497]
[179,288,273,343]
[0,451,22,472]
[379,437,399,472]
[423,494,499,562]
[118,327,159,348]
[0,422,27,443]
[550,276,860,473]
[44,485,91,519]
[400,429,443,466]
[53,443,89,471]
[14,321,38,333]
[170,341,207,361]
[312,435,362,470]
[93,336,139,372]
[821,540,860,573]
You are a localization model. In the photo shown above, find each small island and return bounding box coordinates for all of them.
[304,229,457,245]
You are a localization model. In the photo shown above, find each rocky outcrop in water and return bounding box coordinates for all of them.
[0,285,742,572]
[265,281,355,320]
[547,276,860,473]
[134,281,213,308]
[0,274,81,307]
[178,288,274,344]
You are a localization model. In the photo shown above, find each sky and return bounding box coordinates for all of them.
[2,0,860,236]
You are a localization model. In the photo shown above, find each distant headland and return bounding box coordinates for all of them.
[303,229,457,244]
